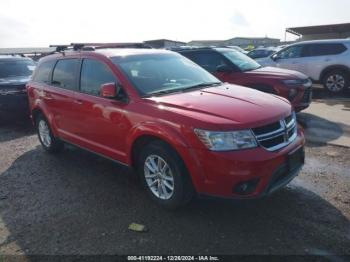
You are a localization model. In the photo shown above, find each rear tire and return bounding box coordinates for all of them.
[36,114,63,153]
[323,70,349,93]
[137,140,194,209]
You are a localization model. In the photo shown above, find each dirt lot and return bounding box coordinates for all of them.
[0,89,349,257]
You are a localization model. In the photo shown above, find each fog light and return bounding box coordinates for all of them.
[233,179,259,195]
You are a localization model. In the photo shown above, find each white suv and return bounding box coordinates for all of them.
[257,39,350,93]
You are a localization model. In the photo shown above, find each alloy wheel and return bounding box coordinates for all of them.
[326,74,345,92]
[38,120,52,147]
[144,155,175,200]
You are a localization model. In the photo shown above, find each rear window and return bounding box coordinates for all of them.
[32,60,55,83]
[52,59,79,90]
[304,43,347,57]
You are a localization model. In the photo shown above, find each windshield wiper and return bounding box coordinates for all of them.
[180,82,222,91]
[143,82,222,97]
[143,88,184,97]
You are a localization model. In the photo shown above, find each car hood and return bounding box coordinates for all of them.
[147,83,292,129]
[0,76,30,86]
[245,66,307,80]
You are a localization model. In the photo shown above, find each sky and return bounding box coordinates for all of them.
[0,0,350,47]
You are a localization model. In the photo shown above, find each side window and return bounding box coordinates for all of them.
[184,52,229,72]
[32,60,55,83]
[306,43,347,57]
[52,59,79,90]
[80,59,117,96]
[277,45,303,59]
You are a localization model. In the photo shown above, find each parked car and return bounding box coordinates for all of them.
[248,47,277,59]
[176,47,312,112]
[27,46,305,209]
[223,45,248,54]
[0,55,36,119]
[257,39,350,93]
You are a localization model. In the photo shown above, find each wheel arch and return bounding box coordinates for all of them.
[30,105,59,137]
[320,65,350,82]
[126,123,190,168]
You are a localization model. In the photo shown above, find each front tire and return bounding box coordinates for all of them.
[137,141,194,209]
[323,70,349,93]
[36,114,63,153]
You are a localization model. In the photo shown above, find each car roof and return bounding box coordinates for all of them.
[290,39,350,46]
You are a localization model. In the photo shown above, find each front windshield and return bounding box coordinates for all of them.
[0,59,36,78]
[220,49,261,72]
[112,53,220,96]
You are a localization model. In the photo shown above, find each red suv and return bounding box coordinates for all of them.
[27,46,305,209]
[175,47,312,112]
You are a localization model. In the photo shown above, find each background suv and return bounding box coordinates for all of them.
[248,47,278,59]
[176,47,312,112]
[0,55,36,120]
[257,39,350,93]
[27,46,304,209]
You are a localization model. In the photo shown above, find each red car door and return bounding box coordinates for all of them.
[72,58,129,162]
[48,58,81,140]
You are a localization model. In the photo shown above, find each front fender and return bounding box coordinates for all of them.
[125,121,190,165]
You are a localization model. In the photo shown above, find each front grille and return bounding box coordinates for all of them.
[252,112,297,151]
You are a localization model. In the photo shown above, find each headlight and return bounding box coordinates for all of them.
[282,79,312,88]
[194,129,257,151]
[281,79,303,86]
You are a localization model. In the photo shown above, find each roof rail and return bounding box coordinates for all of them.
[48,42,153,54]
[49,45,71,52]
[70,42,152,49]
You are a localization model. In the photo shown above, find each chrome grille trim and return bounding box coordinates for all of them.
[252,112,297,151]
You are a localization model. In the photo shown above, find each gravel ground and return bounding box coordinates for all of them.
[0,119,349,257]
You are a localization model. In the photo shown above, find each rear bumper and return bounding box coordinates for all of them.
[180,130,305,199]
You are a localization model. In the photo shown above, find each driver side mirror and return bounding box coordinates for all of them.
[216,64,232,73]
[271,54,279,61]
[100,82,120,98]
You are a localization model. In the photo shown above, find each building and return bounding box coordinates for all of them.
[143,39,186,49]
[286,23,350,41]
[188,37,281,48]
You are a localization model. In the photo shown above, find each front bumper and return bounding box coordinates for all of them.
[181,130,305,199]
[292,86,312,112]
[0,93,29,115]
